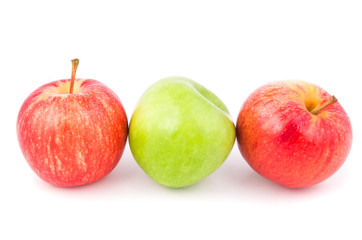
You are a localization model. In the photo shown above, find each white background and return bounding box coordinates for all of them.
[1,0,361,239]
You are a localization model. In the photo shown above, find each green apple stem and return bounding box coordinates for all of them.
[69,58,79,94]
[310,96,338,115]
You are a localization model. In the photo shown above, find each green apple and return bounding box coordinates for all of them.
[129,77,235,188]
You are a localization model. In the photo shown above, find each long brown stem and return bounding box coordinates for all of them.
[310,96,338,115]
[69,58,79,94]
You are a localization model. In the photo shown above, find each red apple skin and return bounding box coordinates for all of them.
[236,81,352,188]
[17,79,128,187]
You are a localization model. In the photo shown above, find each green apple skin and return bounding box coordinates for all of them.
[129,77,235,188]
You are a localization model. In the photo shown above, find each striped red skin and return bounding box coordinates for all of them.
[17,79,128,187]
[236,81,352,188]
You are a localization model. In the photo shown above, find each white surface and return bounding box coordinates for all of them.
[1,0,361,239]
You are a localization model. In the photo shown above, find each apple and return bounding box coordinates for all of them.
[129,77,235,188]
[236,80,352,188]
[17,59,128,187]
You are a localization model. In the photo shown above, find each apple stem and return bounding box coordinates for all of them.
[69,58,79,94]
[310,96,338,115]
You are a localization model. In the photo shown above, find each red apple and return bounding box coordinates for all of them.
[236,80,352,188]
[17,59,128,187]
